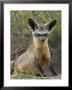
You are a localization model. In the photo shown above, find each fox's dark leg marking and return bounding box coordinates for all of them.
[48,63,57,75]
[33,61,44,74]
[41,60,57,76]
[33,60,47,76]
[42,61,57,76]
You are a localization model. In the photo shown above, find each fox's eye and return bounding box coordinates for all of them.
[44,34,48,37]
[34,33,40,37]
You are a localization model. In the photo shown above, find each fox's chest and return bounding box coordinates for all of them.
[34,48,51,62]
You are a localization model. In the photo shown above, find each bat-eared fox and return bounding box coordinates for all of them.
[11,18,57,77]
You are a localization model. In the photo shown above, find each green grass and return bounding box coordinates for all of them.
[10,73,61,79]
[11,73,48,79]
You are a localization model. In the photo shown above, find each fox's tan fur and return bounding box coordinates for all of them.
[11,18,57,76]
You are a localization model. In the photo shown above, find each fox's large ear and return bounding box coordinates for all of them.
[28,18,38,31]
[46,19,57,31]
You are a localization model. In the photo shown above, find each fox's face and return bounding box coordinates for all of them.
[28,18,57,42]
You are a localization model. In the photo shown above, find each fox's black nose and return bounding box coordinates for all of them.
[41,39,44,42]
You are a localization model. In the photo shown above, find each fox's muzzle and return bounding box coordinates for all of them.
[39,36,47,42]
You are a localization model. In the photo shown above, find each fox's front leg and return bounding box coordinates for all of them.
[33,61,44,75]
[41,61,57,76]
[48,62,58,75]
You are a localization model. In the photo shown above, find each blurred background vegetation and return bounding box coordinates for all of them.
[10,11,61,78]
